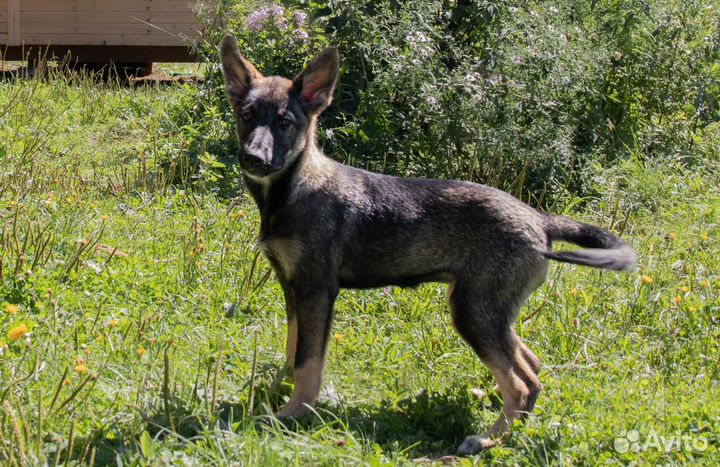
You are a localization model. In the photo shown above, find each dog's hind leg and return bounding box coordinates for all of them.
[448,282,542,455]
[514,330,541,375]
[491,331,542,395]
[276,285,338,418]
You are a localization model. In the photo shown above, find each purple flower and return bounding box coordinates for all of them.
[268,4,284,17]
[293,29,309,44]
[245,10,266,32]
[294,11,308,28]
[245,4,286,32]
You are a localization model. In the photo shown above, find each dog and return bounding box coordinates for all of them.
[219,34,637,455]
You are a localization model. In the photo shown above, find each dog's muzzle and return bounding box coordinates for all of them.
[241,151,274,175]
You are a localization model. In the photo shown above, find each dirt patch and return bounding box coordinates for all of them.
[130,71,203,87]
[0,62,21,72]
[0,62,23,77]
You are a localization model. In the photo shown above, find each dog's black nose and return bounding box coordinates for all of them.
[241,151,272,173]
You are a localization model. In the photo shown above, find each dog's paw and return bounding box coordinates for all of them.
[457,435,495,455]
[275,402,312,419]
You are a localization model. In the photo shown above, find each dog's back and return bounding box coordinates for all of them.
[299,161,548,289]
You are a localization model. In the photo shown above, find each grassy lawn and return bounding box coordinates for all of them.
[1,70,718,466]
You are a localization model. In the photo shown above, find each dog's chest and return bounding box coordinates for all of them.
[258,237,304,281]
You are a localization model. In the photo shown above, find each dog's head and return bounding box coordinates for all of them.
[220,34,339,180]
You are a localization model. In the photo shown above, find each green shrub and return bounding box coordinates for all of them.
[185,0,719,206]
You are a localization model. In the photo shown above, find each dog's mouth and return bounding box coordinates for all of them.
[242,164,277,179]
[239,154,283,179]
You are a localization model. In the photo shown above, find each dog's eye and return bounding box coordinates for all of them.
[240,109,252,121]
[278,117,293,129]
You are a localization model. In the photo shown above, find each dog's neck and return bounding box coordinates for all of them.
[242,121,330,235]
[243,153,301,219]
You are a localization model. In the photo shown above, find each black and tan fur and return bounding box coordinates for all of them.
[220,35,637,455]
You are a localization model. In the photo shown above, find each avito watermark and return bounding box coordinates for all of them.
[614,429,708,453]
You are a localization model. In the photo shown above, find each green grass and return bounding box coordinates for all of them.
[0,69,718,466]
[151,63,207,77]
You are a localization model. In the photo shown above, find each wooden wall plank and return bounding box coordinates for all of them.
[20,33,196,46]
[8,0,19,45]
[20,1,195,13]
[0,0,5,35]
[21,12,196,23]
[21,22,197,35]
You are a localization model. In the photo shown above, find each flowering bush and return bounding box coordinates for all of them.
[187,0,719,206]
[197,1,326,82]
[315,0,719,204]
[245,4,309,44]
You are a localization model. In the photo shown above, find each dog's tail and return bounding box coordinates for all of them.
[542,214,637,271]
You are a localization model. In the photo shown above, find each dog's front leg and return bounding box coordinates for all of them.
[266,301,296,398]
[276,284,338,418]
[281,285,298,379]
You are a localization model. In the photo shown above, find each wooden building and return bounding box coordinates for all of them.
[1,0,205,69]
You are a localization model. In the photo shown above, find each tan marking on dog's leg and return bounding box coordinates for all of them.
[493,332,541,394]
[285,317,297,376]
[275,356,325,418]
[459,359,528,453]
[513,331,541,375]
[459,337,541,455]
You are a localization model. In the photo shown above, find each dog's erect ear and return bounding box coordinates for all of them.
[293,47,339,114]
[220,34,262,108]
